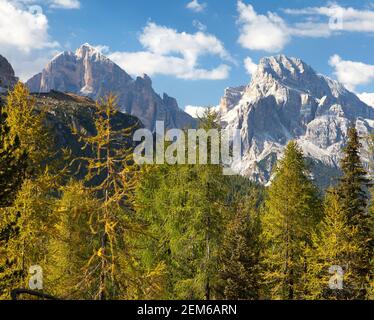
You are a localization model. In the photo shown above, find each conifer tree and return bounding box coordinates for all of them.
[75,93,144,300]
[0,104,27,207]
[305,189,362,300]
[338,127,372,298]
[136,109,230,300]
[218,191,262,300]
[46,181,101,299]
[5,82,51,174]
[0,103,27,298]
[262,141,321,300]
[0,173,56,299]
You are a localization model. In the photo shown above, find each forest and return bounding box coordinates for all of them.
[0,83,373,300]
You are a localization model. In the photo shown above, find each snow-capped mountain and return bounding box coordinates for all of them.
[0,55,18,93]
[220,55,374,185]
[26,44,196,131]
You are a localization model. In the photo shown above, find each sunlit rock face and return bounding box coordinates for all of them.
[27,44,196,131]
[220,55,374,186]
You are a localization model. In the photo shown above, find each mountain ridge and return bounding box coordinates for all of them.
[220,54,374,185]
[26,44,196,131]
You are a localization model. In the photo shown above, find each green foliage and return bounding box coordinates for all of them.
[218,191,262,300]
[261,141,322,299]
[338,127,372,298]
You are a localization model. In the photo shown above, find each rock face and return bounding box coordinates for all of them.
[220,55,374,186]
[26,44,196,131]
[0,55,18,92]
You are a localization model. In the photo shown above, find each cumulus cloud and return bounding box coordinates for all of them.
[244,57,257,75]
[329,55,374,91]
[10,0,80,9]
[237,1,289,52]
[0,0,61,80]
[186,0,206,13]
[49,0,80,9]
[237,1,374,52]
[284,4,374,33]
[109,22,232,80]
[357,92,374,108]
[0,0,58,52]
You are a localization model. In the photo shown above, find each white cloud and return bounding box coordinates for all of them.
[186,0,206,13]
[0,0,68,81]
[284,4,374,33]
[357,92,374,107]
[184,105,220,118]
[9,0,80,9]
[0,0,58,52]
[237,1,290,52]
[237,2,374,52]
[244,57,257,75]
[193,19,207,32]
[109,22,232,80]
[49,0,80,9]
[329,55,374,91]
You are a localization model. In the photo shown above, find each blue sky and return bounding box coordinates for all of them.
[2,0,374,110]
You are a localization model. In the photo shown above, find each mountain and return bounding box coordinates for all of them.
[0,90,141,179]
[220,55,374,186]
[26,44,196,131]
[0,55,18,92]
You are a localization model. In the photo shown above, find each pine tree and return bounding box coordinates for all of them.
[305,189,362,300]
[218,191,262,300]
[338,126,372,298]
[262,141,321,300]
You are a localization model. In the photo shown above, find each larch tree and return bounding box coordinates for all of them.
[74,93,146,300]
[46,181,101,299]
[262,141,321,300]
[305,189,362,300]
[5,82,52,174]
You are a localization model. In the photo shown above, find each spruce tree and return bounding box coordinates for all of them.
[338,126,372,298]
[262,141,321,300]
[136,109,230,300]
[219,192,262,300]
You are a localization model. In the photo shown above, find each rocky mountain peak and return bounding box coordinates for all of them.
[257,55,309,79]
[220,55,374,186]
[0,55,18,91]
[26,44,196,131]
[75,43,109,62]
